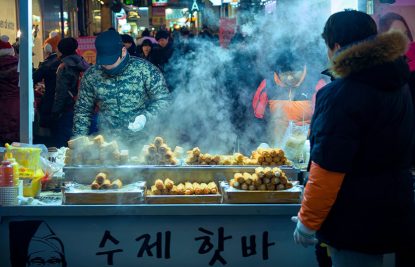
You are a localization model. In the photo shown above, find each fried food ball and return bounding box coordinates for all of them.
[164,178,174,190]
[155,179,165,190]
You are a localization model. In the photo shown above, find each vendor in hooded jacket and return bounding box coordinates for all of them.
[292,10,415,266]
[252,51,326,147]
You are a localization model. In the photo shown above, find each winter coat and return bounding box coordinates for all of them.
[310,31,415,253]
[0,55,19,144]
[138,51,159,68]
[52,54,90,116]
[33,53,61,127]
[153,41,174,72]
[73,55,170,141]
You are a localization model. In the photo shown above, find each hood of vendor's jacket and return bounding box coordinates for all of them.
[61,54,90,72]
[329,31,410,91]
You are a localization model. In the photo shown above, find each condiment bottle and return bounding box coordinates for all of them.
[0,160,14,187]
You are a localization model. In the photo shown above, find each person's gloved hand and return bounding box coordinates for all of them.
[128,115,146,132]
[292,216,318,247]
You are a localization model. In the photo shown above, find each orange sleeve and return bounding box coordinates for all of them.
[298,161,345,231]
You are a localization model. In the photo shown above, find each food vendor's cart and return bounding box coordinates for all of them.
[0,161,320,267]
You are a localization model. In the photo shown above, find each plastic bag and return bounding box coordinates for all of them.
[281,121,309,163]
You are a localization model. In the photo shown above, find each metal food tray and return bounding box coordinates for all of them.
[63,165,301,184]
[62,182,146,205]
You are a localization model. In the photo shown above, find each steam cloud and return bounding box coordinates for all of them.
[150,0,331,155]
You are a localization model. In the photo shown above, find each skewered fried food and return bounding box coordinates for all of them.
[208,182,218,194]
[200,183,210,194]
[151,185,161,195]
[170,185,179,195]
[93,135,105,146]
[184,182,194,195]
[266,184,275,191]
[148,144,157,154]
[154,136,164,147]
[95,173,107,185]
[67,136,89,150]
[100,179,111,189]
[91,181,100,190]
[176,183,185,195]
[276,184,286,190]
[158,144,169,154]
[194,183,203,194]
[258,184,267,190]
[110,179,123,189]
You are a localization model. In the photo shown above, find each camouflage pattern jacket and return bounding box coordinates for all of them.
[73,55,170,139]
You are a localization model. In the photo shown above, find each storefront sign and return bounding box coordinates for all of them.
[0,215,316,267]
[152,0,168,7]
[77,36,97,65]
[0,0,17,40]
[219,18,236,48]
[166,9,185,20]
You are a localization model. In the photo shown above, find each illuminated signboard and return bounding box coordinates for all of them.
[152,0,168,7]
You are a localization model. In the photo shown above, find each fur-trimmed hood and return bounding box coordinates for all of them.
[330,31,409,78]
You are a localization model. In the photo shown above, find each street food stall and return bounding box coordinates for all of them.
[0,134,317,267]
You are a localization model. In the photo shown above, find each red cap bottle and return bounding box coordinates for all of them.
[0,160,14,187]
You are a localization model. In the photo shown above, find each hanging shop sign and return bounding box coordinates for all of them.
[77,36,97,65]
[219,18,236,48]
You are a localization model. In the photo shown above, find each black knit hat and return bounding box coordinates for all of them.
[57,37,78,57]
[141,39,153,47]
[155,30,169,41]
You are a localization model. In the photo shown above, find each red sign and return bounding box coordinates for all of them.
[152,7,166,16]
[77,36,97,65]
[219,18,236,48]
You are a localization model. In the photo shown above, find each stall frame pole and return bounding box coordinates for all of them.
[19,0,34,144]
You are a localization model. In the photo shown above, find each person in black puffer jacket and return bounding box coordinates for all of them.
[293,10,415,267]
[52,37,90,147]
[33,44,61,129]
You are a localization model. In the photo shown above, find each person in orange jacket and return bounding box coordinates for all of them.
[293,10,415,267]
[252,52,326,148]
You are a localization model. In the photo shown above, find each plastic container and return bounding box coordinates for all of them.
[0,160,14,187]
[10,147,41,178]
[0,186,19,206]
[22,169,44,197]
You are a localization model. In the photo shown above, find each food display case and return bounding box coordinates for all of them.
[0,137,321,267]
